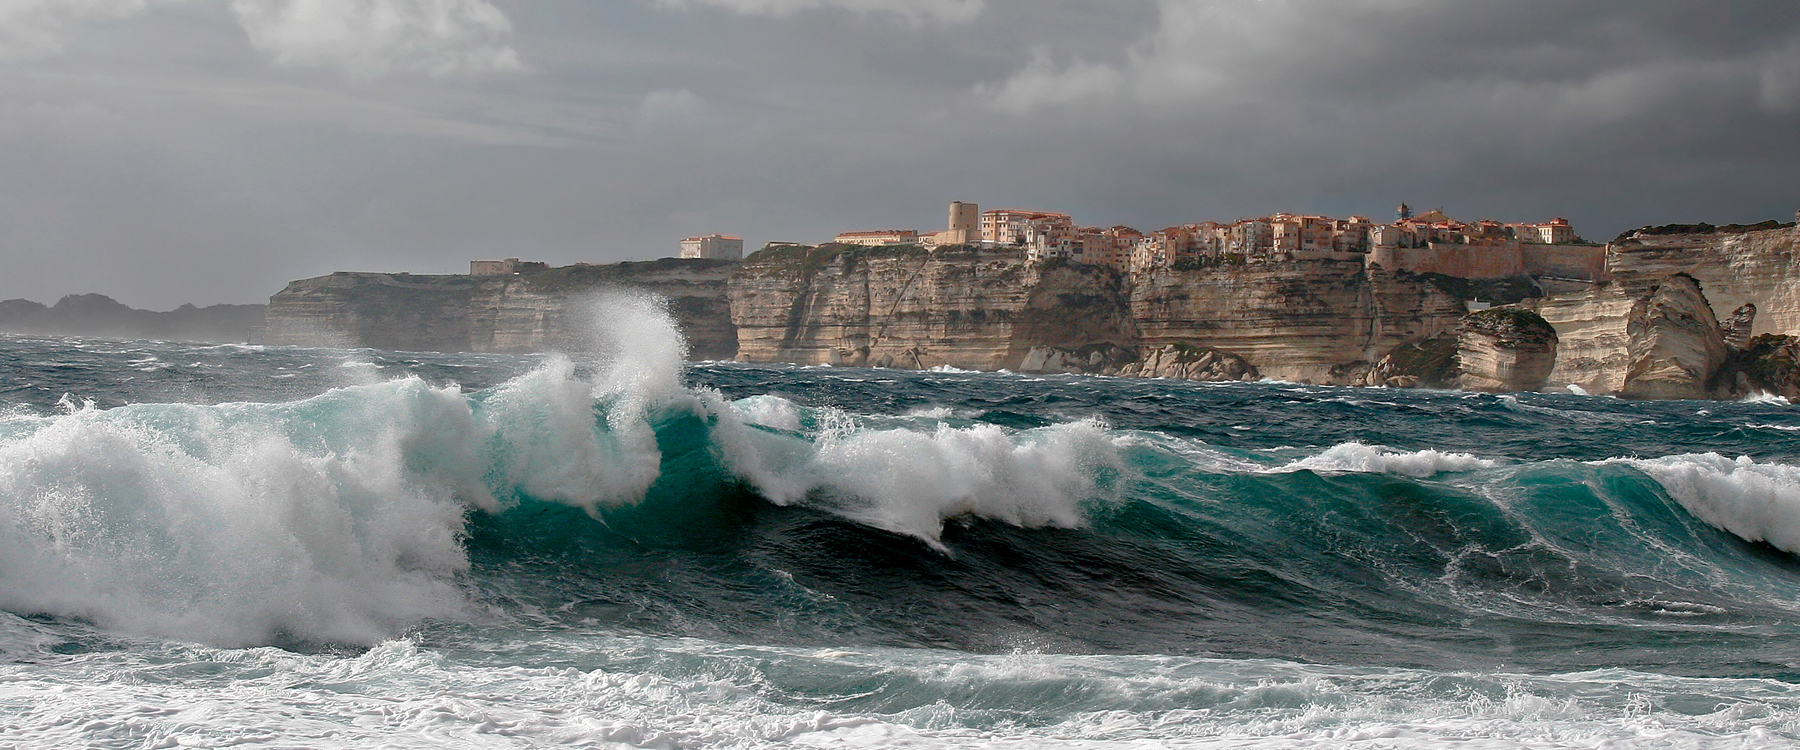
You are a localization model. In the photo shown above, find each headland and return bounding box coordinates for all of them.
[257,204,1800,402]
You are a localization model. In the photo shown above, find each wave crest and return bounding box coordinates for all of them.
[1626,453,1800,554]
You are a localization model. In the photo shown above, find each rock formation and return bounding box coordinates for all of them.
[1349,334,1460,389]
[1732,334,1800,400]
[262,259,738,358]
[1130,263,1469,383]
[252,220,1797,401]
[728,246,1130,370]
[1013,343,1258,381]
[1123,344,1258,381]
[1525,223,1798,396]
[1456,308,1559,393]
[1619,274,1729,400]
[1720,303,1758,350]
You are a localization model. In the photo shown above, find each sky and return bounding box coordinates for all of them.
[2,0,1798,308]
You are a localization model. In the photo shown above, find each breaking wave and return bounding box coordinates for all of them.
[3,293,1800,666]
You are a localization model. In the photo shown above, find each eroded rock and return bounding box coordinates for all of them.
[1619,274,1728,400]
[1457,308,1559,393]
[1721,303,1758,350]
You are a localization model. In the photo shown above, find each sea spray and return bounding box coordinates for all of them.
[0,382,475,645]
[0,292,706,645]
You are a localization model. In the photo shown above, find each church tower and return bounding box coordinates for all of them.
[1396,202,1413,221]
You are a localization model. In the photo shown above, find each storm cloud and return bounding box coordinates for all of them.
[1,0,1796,307]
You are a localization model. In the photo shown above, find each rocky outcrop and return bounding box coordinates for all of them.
[1019,343,1139,376]
[1720,303,1758,350]
[1619,274,1729,400]
[1123,344,1258,381]
[1333,334,1460,389]
[262,259,739,357]
[1732,334,1800,400]
[1457,308,1559,393]
[1015,342,1258,381]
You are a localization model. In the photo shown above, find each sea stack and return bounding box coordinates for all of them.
[1619,273,1729,400]
[1457,308,1559,393]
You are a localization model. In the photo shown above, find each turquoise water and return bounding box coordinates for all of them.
[3,298,1800,748]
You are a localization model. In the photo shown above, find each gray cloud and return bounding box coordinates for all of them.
[0,0,1795,309]
[231,0,523,77]
[0,0,156,61]
[658,0,985,23]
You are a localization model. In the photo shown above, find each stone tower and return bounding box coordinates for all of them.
[1396,202,1413,221]
[947,201,980,245]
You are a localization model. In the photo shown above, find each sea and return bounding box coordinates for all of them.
[3,293,1800,749]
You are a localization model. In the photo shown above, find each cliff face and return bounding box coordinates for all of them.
[728,246,1128,370]
[731,249,1470,382]
[1529,287,1636,394]
[1607,226,1800,336]
[1130,263,1468,382]
[262,259,739,357]
[255,223,1797,401]
[1523,225,1798,395]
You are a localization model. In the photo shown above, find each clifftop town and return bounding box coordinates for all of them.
[820,201,1606,286]
[261,205,1800,401]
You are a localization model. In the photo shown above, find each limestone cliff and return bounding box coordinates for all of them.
[1526,224,1798,395]
[1457,308,1559,393]
[728,246,1128,370]
[262,259,738,357]
[731,248,1472,383]
[1131,263,1469,382]
[1528,286,1636,394]
[1607,225,1800,336]
[1619,274,1729,400]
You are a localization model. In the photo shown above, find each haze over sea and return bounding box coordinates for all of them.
[4,295,1800,749]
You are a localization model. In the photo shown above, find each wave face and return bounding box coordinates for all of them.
[5,301,1800,747]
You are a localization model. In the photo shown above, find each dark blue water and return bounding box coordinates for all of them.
[4,327,1800,748]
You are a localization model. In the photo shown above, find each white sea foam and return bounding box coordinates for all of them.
[0,382,477,646]
[0,294,695,646]
[2,635,1794,750]
[1277,442,1504,477]
[734,394,806,432]
[1741,391,1792,406]
[1624,453,1800,554]
[716,405,1124,547]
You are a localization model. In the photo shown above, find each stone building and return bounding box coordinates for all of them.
[834,229,920,246]
[680,234,745,260]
